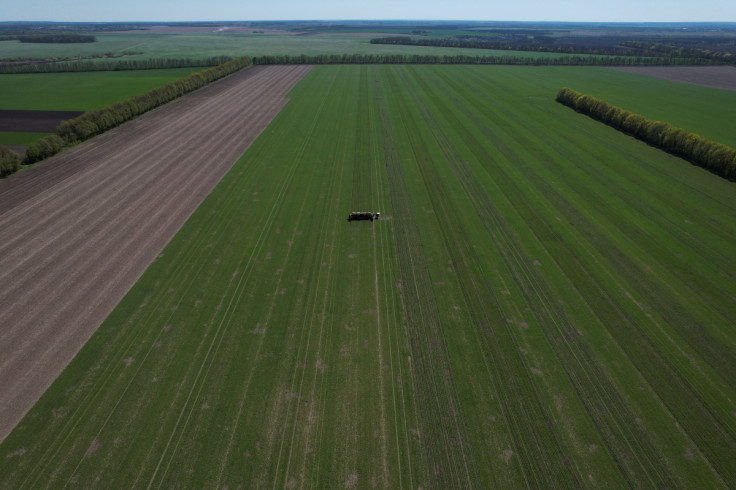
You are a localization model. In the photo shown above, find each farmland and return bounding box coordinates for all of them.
[1,64,734,487]
[0,65,310,445]
[0,68,204,148]
[0,69,206,111]
[0,31,607,62]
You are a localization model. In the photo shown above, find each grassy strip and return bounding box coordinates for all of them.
[0,131,51,146]
[19,57,252,169]
[557,87,736,180]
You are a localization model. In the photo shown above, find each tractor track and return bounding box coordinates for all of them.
[378,68,479,489]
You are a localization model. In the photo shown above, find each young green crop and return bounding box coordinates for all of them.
[2,66,735,488]
[0,68,203,111]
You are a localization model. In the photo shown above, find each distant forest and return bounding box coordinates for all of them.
[371,35,736,63]
[0,34,97,43]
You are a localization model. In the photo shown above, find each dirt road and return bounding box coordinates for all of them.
[0,65,311,442]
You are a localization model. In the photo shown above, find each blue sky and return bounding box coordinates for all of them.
[4,0,735,23]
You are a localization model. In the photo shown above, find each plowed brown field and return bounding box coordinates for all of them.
[0,65,311,442]
[0,110,84,132]
[611,65,736,91]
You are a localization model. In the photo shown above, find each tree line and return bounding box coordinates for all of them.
[0,34,97,43]
[556,87,736,181]
[13,56,253,173]
[252,53,710,66]
[0,56,233,74]
[619,41,736,63]
[0,146,21,178]
[370,36,734,64]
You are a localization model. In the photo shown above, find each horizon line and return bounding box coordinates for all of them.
[3,19,736,25]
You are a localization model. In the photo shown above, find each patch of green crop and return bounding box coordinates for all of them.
[0,68,203,111]
[2,66,735,488]
[0,131,50,146]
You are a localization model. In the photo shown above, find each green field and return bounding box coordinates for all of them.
[0,32,608,62]
[0,68,203,111]
[1,65,735,487]
[0,131,50,146]
[536,67,736,147]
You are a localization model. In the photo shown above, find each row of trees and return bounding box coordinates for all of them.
[556,87,736,181]
[0,56,233,74]
[19,56,253,169]
[0,146,21,178]
[620,41,736,63]
[252,53,710,66]
[370,36,734,64]
[4,34,98,43]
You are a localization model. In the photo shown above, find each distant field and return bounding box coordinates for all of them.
[2,65,734,487]
[0,68,203,111]
[611,65,736,92]
[0,32,605,61]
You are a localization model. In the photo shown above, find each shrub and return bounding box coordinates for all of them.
[0,145,22,178]
[23,134,64,164]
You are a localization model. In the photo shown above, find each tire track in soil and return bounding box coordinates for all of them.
[293,109,347,489]
[147,92,312,487]
[432,66,736,484]
[281,69,351,488]
[0,65,311,444]
[399,66,581,487]
[306,66,386,488]
[211,130,323,488]
[369,70,407,490]
[255,67,341,488]
[377,68,479,489]
[18,161,259,489]
[365,66,392,488]
[142,69,315,488]
[424,67,681,487]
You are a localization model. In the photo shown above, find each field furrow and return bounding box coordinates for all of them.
[379,67,480,488]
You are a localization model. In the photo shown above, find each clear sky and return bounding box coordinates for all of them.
[3,0,735,23]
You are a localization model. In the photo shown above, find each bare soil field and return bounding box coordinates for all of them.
[0,64,310,443]
[611,65,736,91]
[0,110,84,132]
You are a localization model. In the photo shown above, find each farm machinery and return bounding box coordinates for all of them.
[347,211,380,222]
